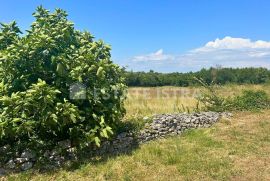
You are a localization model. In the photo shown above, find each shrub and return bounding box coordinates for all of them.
[195,77,229,112]
[0,6,126,150]
[229,90,270,111]
[196,77,270,112]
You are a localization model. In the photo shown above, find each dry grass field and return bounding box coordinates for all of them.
[125,84,270,117]
[3,84,270,180]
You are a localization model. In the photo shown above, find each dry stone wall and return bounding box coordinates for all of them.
[0,112,231,175]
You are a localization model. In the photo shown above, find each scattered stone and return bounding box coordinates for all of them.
[21,150,36,159]
[14,158,29,164]
[21,162,33,171]
[43,150,50,158]
[0,145,10,153]
[6,160,16,169]
[67,147,77,160]
[67,147,76,154]
[117,132,127,139]
[0,168,6,176]
[50,149,60,156]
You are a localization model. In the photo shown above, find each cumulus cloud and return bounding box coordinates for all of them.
[187,37,270,68]
[194,36,270,52]
[127,37,270,72]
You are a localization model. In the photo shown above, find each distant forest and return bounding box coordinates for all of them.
[125,67,270,87]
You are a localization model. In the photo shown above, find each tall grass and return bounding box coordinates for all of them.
[125,87,200,118]
[125,84,270,118]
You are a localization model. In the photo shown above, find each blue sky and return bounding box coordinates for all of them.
[1,0,270,72]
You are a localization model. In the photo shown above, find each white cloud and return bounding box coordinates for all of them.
[127,37,270,72]
[188,37,270,67]
[132,49,175,61]
[194,36,270,52]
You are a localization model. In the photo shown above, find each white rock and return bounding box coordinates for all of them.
[15,157,29,164]
[143,116,149,121]
[0,145,10,153]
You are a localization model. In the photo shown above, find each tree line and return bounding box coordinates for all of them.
[125,67,270,86]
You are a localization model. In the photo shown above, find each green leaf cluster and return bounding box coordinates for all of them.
[0,6,126,150]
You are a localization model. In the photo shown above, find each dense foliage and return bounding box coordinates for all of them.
[0,7,126,150]
[229,90,270,111]
[126,67,270,87]
[196,78,270,112]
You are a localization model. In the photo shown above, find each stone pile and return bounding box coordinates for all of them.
[138,112,231,142]
[2,149,36,173]
[91,132,136,156]
[0,133,137,174]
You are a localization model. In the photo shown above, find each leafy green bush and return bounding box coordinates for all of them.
[0,6,126,150]
[228,90,270,111]
[196,78,270,112]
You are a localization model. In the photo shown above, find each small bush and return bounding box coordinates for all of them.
[229,90,270,111]
[0,6,126,151]
[196,78,270,112]
[195,77,229,112]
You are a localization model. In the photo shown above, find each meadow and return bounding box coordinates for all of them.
[4,84,270,180]
[125,84,270,117]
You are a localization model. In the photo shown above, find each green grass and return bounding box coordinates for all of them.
[5,111,270,180]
